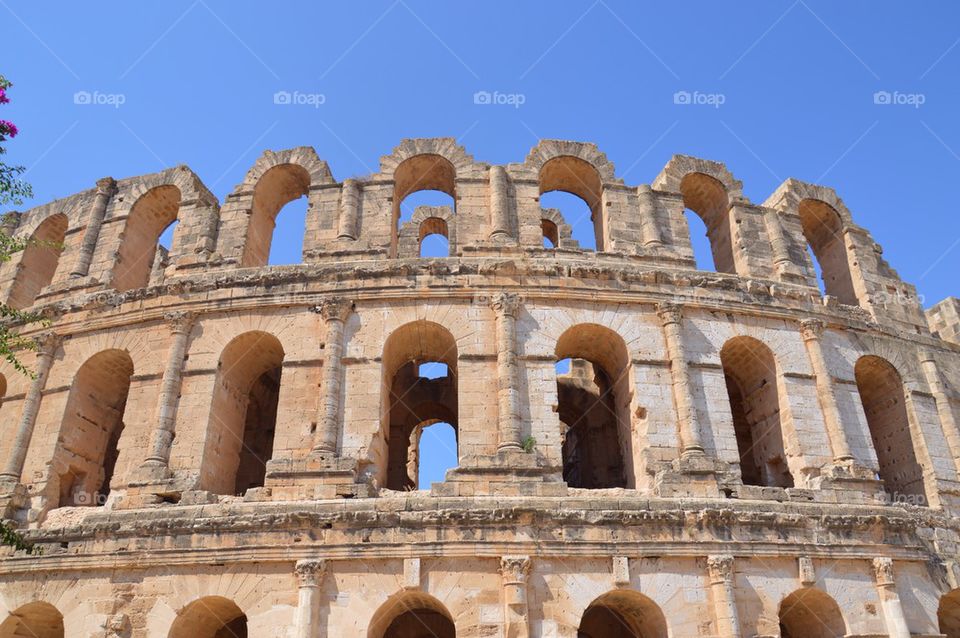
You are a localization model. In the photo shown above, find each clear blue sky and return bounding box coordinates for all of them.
[4,1,960,488]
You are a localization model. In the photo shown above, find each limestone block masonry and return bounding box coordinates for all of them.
[0,138,959,637]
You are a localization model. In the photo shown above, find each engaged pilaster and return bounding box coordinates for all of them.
[71,177,117,278]
[657,303,705,457]
[140,311,196,477]
[918,348,960,475]
[294,559,326,638]
[800,319,853,463]
[488,165,514,242]
[0,332,62,490]
[707,555,742,638]
[337,179,361,241]
[500,556,531,638]
[872,558,910,638]
[491,292,522,452]
[313,298,353,454]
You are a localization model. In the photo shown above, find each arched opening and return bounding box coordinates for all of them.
[168,596,247,638]
[939,588,960,637]
[113,185,181,292]
[204,332,284,496]
[541,218,558,248]
[242,164,311,267]
[539,156,604,251]
[368,591,455,638]
[720,336,794,488]
[413,421,457,490]
[855,355,927,505]
[779,588,845,638]
[392,155,457,257]
[54,349,134,508]
[798,199,858,306]
[381,322,458,491]
[556,324,631,489]
[7,213,67,310]
[680,172,734,274]
[578,590,667,638]
[0,602,64,638]
[418,217,449,257]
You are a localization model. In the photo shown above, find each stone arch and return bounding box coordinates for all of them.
[798,198,858,305]
[0,601,64,638]
[397,206,457,258]
[51,349,134,508]
[577,589,668,638]
[538,156,606,251]
[854,354,928,504]
[113,184,181,292]
[778,587,846,638]
[367,590,455,638]
[939,588,960,637]
[652,154,745,200]
[555,323,632,489]
[167,596,247,638]
[203,331,285,496]
[720,336,794,488]
[7,213,67,310]
[539,207,576,249]
[242,163,311,267]
[680,172,735,274]
[380,320,459,491]
[390,155,457,256]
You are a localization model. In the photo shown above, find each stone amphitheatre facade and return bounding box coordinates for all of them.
[1,138,960,637]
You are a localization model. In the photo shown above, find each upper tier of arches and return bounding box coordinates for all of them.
[0,139,933,336]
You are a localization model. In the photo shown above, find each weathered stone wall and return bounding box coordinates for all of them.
[0,138,958,637]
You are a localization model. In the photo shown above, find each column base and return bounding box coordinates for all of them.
[432,450,566,497]
[262,455,372,500]
[653,455,723,498]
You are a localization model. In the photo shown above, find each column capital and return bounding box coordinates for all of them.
[95,177,118,196]
[873,557,895,587]
[32,331,62,356]
[490,292,521,318]
[294,559,327,587]
[656,302,683,326]
[499,555,531,583]
[800,318,826,341]
[314,297,353,323]
[707,554,735,585]
[163,310,196,335]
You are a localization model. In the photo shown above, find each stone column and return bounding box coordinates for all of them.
[71,177,117,278]
[488,165,513,242]
[491,292,522,452]
[500,556,531,638]
[707,555,742,638]
[764,208,793,272]
[0,332,61,486]
[918,348,960,474]
[873,558,910,638]
[637,184,663,247]
[657,303,705,457]
[337,179,361,241]
[800,319,853,463]
[313,298,352,454]
[140,311,196,474]
[294,559,326,638]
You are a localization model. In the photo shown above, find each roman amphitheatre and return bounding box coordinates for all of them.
[0,137,958,637]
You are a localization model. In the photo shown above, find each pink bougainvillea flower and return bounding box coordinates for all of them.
[0,120,18,137]
[0,88,8,104]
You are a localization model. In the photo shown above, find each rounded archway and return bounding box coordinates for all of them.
[939,588,960,637]
[113,185,181,292]
[0,602,64,638]
[779,588,845,638]
[368,591,455,638]
[680,172,734,274]
[578,590,667,638]
[555,323,632,489]
[243,163,311,267]
[7,213,68,310]
[539,155,604,251]
[168,596,247,638]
